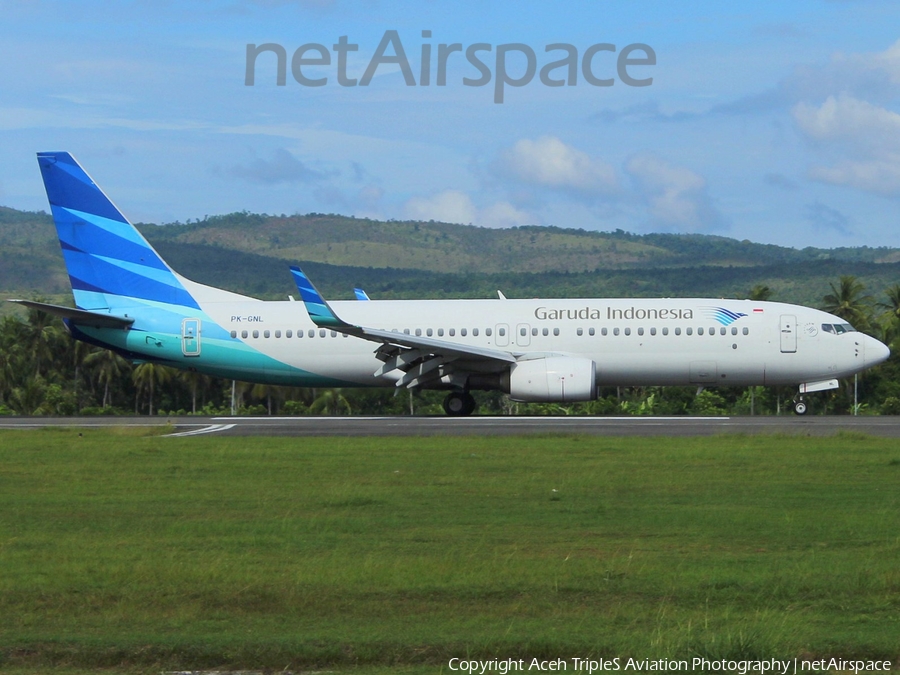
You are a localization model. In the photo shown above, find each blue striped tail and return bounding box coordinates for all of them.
[36,152,198,311]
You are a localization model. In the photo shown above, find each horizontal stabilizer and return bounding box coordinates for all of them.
[7,299,134,329]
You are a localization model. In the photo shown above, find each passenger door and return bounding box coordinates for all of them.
[780,314,797,353]
[182,318,201,356]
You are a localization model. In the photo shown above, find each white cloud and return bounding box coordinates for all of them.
[226,148,330,184]
[494,136,620,197]
[793,95,900,196]
[625,154,724,232]
[793,95,900,149]
[404,190,477,224]
[403,190,533,228]
[479,201,533,228]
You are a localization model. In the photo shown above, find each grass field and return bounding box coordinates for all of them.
[0,429,898,673]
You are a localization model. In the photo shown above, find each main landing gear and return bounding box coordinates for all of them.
[443,391,476,416]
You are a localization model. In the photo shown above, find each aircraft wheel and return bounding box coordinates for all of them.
[793,399,808,416]
[443,392,476,416]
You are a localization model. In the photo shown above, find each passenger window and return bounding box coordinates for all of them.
[589,327,595,336]
[308,329,315,338]
[542,328,549,336]
[710,327,716,336]
[450,328,456,336]
[426,328,433,337]
[473,328,479,336]
[319,329,326,337]
[686,328,692,336]
[614,328,620,336]
[742,327,749,335]
[286,330,292,338]
[519,327,525,336]
[553,328,559,336]
[650,327,656,336]
[731,327,737,335]
[625,327,631,336]
[499,327,505,336]
[662,327,668,336]
[253,330,259,338]
[331,331,337,338]
[415,328,422,336]
[698,327,704,335]
[438,328,445,336]
[577,328,583,336]
[241,330,248,338]
[638,327,644,336]
[532,328,538,336]
[230,330,237,338]
[264,330,270,338]
[601,327,608,336]
[485,328,492,336]
[461,328,467,337]
[275,330,281,338]
[404,329,410,335]
[675,327,681,335]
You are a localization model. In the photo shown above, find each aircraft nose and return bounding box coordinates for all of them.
[865,335,891,367]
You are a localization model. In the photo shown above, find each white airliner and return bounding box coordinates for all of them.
[14,152,890,416]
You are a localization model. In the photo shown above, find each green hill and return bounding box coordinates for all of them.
[2,205,899,308]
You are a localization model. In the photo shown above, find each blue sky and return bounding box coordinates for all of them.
[1,0,899,248]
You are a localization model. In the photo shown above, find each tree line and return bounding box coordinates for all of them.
[2,276,899,417]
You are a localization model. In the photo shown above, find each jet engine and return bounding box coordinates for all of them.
[508,357,597,402]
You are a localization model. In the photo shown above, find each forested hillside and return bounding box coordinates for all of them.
[2,206,900,308]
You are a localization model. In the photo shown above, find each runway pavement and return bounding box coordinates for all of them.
[1,415,899,437]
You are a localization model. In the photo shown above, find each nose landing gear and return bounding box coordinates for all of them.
[792,395,808,415]
[443,391,477,416]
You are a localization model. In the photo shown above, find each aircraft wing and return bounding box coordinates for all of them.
[290,266,517,389]
[7,299,134,329]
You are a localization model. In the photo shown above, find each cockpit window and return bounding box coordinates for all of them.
[822,323,856,334]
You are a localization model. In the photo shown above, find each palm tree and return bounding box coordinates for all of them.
[84,349,132,409]
[21,304,63,378]
[309,388,351,415]
[250,382,286,415]
[179,370,215,414]
[878,283,900,322]
[822,275,874,331]
[747,284,772,301]
[132,362,174,416]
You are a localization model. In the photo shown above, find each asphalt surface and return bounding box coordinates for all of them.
[1,415,899,437]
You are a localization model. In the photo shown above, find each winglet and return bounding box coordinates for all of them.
[354,288,371,301]
[289,266,352,328]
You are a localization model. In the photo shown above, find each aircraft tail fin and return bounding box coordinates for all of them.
[36,152,199,311]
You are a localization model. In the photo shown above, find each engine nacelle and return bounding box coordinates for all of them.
[508,357,597,402]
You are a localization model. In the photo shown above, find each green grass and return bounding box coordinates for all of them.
[0,431,898,673]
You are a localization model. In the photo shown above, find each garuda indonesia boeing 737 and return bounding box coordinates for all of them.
[14,152,890,416]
